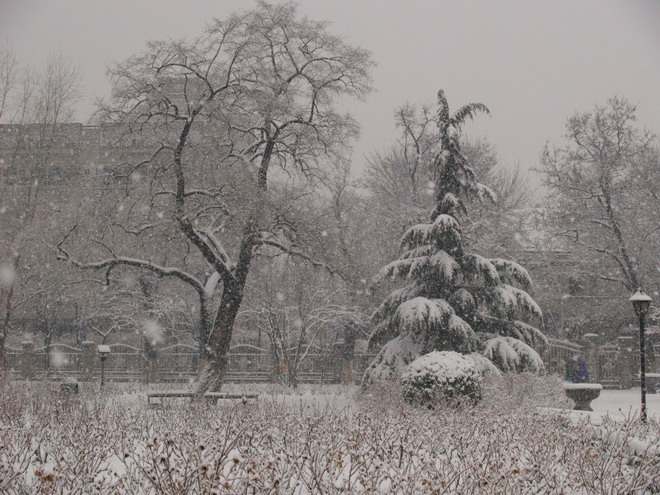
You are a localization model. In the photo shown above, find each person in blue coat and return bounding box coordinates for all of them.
[565,355,589,383]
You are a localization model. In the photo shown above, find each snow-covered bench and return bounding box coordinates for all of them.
[146,391,258,407]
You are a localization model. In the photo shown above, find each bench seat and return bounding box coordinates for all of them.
[146,391,258,406]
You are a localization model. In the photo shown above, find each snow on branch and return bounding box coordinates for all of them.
[474,182,497,202]
[462,254,501,287]
[400,224,433,250]
[464,352,501,375]
[371,283,424,325]
[377,251,459,285]
[255,237,344,279]
[483,336,544,373]
[363,334,422,383]
[504,285,543,320]
[392,297,453,336]
[489,258,533,290]
[196,228,234,272]
[400,214,461,251]
[432,213,460,231]
[400,245,436,260]
[490,285,542,321]
[508,320,548,348]
[448,288,476,314]
[446,314,478,352]
[438,192,466,216]
[56,231,205,296]
[491,286,518,315]
[426,251,461,283]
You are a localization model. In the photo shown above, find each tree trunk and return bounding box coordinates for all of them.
[196,276,250,394]
[45,334,52,378]
[196,297,212,373]
[194,142,273,395]
[287,366,298,389]
[0,334,6,377]
[0,256,18,374]
[603,189,639,291]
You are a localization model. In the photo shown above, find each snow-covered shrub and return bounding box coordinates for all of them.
[401,351,482,406]
[481,372,571,410]
[357,378,408,413]
[361,334,421,386]
[1,383,658,494]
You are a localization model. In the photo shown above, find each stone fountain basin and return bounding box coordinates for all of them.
[563,383,603,411]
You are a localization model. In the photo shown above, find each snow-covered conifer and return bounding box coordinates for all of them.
[364,90,547,383]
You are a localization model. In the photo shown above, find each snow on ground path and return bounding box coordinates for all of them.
[542,388,660,457]
[590,387,660,421]
[542,388,660,424]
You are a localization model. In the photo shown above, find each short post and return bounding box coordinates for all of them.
[81,341,96,381]
[341,358,354,385]
[581,333,599,383]
[98,345,111,389]
[145,346,158,384]
[21,341,34,381]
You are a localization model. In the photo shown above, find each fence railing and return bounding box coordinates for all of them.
[4,340,377,385]
[5,336,655,388]
[541,338,583,376]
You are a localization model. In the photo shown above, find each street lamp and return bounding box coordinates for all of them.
[629,289,652,422]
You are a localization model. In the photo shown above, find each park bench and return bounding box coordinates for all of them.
[146,391,258,407]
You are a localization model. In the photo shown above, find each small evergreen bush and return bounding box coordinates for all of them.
[401,351,482,406]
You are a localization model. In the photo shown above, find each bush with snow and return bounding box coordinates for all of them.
[481,372,571,410]
[401,351,482,406]
[0,383,658,494]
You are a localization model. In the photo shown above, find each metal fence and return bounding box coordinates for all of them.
[6,336,654,388]
[5,340,377,385]
[597,344,621,387]
[541,338,583,376]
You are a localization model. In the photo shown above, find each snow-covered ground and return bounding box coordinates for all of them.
[109,382,660,419]
[591,388,660,420]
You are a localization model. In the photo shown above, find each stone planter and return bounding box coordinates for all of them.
[563,383,603,411]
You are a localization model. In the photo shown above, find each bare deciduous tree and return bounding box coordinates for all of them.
[57,2,373,393]
[540,96,658,294]
[241,266,368,387]
[363,102,534,268]
[0,52,81,373]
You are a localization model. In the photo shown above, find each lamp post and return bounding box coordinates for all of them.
[629,289,652,422]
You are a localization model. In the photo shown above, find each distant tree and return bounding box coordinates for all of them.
[241,264,367,387]
[364,91,546,383]
[0,52,82,374]
[540,97,658,296]
[363,105,535,271]
[57,2,373,393]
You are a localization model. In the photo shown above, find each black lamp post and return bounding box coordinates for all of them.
[629,289,652,422]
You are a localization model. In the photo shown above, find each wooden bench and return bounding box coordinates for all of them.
[146,391,258,407]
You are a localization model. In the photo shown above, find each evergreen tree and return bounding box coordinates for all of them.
[364,90,547,383]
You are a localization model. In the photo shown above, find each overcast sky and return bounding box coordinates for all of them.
[1,0,658,181]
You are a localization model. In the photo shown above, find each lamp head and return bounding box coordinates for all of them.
[630,289,652,317]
